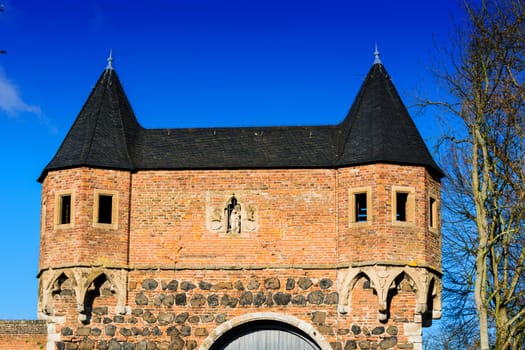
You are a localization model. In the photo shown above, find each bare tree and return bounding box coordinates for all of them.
[425,0,525,348]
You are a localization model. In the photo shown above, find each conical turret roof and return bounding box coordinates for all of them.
[38,65,142,181]
[336,61,441,174]
[39,54,442,183]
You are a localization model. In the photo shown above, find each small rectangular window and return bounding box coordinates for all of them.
[60,195,72,225]
[429,196,438,229]
[396,192,408,221]
[392,187,415,225]
[93,189,118,229]
[355,193,367,222]
[98,195,113,224]
[55,191,74,229]
[349,187,372,226]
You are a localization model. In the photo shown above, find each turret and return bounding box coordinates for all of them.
[335,52,443,326]
[37,55,138,322]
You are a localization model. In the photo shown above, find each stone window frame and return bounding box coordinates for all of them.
[349,186,372,226]
[428,192,440,233]
[392,186,415,226]
[93,189,118,230]
[54,190,75,230]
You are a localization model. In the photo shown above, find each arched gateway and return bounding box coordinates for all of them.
[210,320,321,350]
[199,313,331,350]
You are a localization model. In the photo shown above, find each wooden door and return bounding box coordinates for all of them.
[210,321,321,350]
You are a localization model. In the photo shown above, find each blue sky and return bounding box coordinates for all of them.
[0,1,460,320]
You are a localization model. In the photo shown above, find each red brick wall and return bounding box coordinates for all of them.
[425,171,442,269]
[40,168,131,270]
[40,165,440,272]
[128,169,337,268]
[337,164,441,268]
[0,320,47,350]
[0,336,46,350]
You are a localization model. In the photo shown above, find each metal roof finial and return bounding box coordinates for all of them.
[374,44,382,64]
[106,49,114,70]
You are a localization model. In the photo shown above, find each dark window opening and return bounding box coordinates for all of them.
[429,197,436,228]
[98,195,113,224]
[355,193,367,222]
[60,195,71,225]
[396,192,408,221]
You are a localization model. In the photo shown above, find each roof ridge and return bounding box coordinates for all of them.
[83,69,111,164]
[110,69,137,168]
[335,67,371,162]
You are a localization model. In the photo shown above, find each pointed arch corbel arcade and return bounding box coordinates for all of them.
[337,265,442,324]
[38,267,127,323]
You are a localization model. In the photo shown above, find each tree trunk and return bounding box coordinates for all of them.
[473,126,491,350]
[475,247,490,350]
[495,307,510,349]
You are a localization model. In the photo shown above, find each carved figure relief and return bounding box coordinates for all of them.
[245,205,257,231]
[226,197,241,233]
[206,193,258,234]
[210,207,223,230]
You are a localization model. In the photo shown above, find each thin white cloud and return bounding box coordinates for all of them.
[0,68,41,116]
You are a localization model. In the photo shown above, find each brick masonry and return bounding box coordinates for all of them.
[29,163,442,349]
[39,165,441,270]
[0,320,48,349]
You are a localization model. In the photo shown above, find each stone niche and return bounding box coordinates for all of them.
[206,191,258,235]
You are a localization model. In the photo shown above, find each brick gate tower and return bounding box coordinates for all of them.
[36,52,443,350]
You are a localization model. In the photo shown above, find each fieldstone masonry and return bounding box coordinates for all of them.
[36,264,440,349]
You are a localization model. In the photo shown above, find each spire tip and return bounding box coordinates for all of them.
[106,49,114,70]
[374,44,382,65]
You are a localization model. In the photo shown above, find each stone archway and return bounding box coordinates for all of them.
[200,312,331,350]
[210,321,320,350]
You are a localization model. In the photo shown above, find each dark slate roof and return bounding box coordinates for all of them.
[38,61,443,182]
[40,68,141,178]
[336,63,441,172]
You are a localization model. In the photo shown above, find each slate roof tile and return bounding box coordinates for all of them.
[38,60,443,182]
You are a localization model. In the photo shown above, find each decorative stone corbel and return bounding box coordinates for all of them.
[337,265,442,323]
[336,267,363,315]
[105,269,128,315]
[39,270,78,317]
[368,266,404,320]
[77,268,128,319]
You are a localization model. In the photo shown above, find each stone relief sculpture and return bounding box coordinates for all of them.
[245,205,257,231]
[224,196,239,234]
[206,193,258,234]
[210,207,223,230]
[228,204,241,233]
